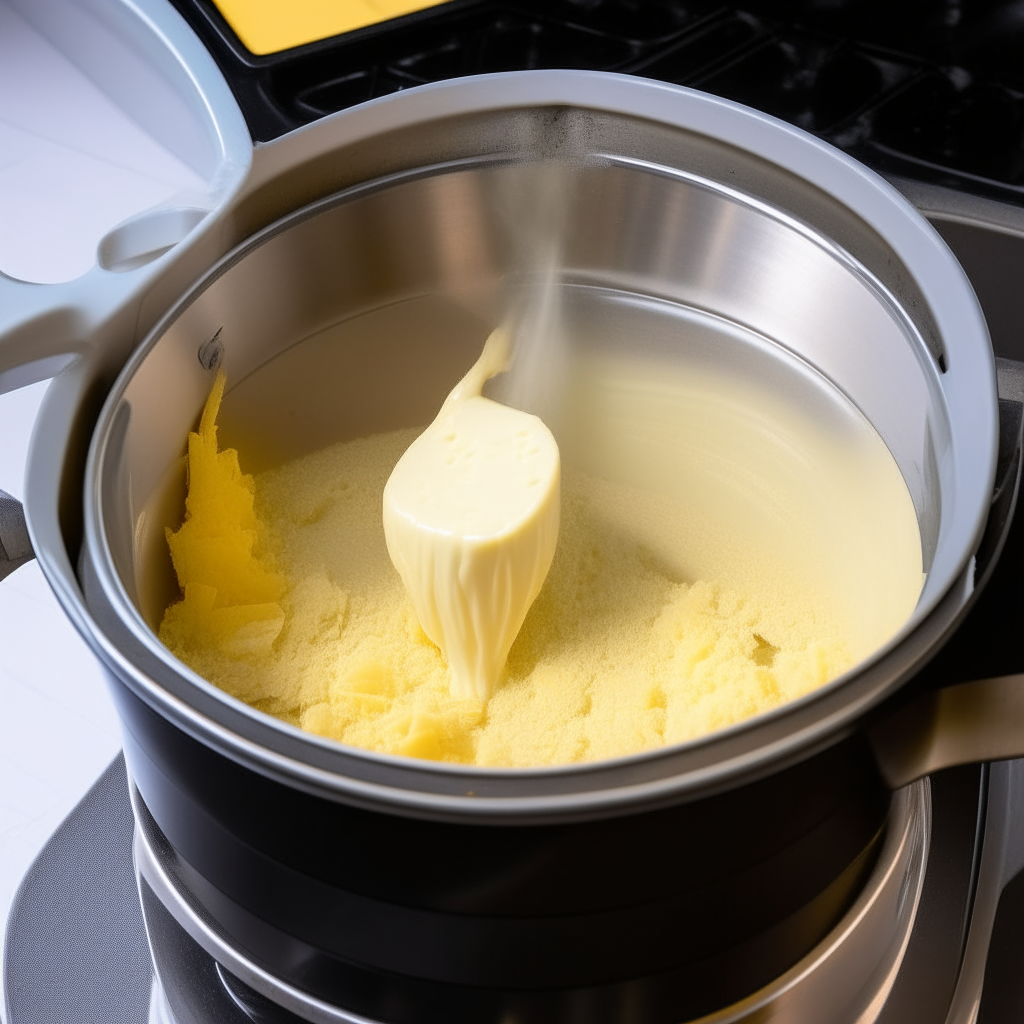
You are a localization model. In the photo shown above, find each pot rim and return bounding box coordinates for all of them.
[89,156,961,778]
[76,70,996,822]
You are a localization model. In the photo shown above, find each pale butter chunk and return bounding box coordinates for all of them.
[383,328,560,700]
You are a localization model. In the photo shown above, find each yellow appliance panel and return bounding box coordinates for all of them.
[212,0,454,55]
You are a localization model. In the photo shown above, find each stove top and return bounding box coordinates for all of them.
[169,0,1024,213]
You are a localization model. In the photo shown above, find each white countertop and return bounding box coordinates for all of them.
[0,0,206,1003]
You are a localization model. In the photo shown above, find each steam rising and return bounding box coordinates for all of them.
[488,160,577,436]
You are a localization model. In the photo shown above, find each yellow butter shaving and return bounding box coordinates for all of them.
[160,372,286,662]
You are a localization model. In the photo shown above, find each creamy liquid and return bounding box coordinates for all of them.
[562,348,925,662]
[158,316,925,767]
[383,329,560,700]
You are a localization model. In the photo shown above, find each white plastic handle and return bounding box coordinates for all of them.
[0,265,146,397]
[0,0,255,398]
[0,488,32,581]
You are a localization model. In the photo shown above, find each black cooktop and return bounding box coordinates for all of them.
[169,0,1024,207]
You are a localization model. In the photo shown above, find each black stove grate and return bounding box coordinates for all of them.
[170,0,1024,204]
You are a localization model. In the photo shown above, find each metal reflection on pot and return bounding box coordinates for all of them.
[149,156,927,768]
[18,75,1002,1023]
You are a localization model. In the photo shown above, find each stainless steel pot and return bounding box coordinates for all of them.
[0,53,1018,1024]
[83,81,999,820]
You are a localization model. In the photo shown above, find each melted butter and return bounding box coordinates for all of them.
[562,348,924,662]
[383,329,560,700]
[158,320,924,767]
[159,371,287,661]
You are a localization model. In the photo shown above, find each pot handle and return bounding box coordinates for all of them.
[0,270,95,581]
[0,259,156,576]
[0,489,32,583]
[0,271,92,396]
[870,674,1024,787]
[0,203,213,395]
[871,357,1024,787]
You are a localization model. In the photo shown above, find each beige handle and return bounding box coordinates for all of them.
[870,360,1024,786]
[870,674,1024,787]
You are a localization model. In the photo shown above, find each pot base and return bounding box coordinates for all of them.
[133,778,927,1024]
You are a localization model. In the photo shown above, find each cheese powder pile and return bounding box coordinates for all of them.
[159,377,853,767]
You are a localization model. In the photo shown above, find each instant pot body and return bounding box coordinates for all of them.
[27,79,997,1022]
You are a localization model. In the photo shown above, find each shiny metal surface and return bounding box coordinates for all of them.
[110,157,945,612]
[698,782,929,1024]
[148,980,179,1024]
[872,674,1024,789]
[1,69,1004,1024]
[79,95,994,821]
[108,154,950,575]
[6,81,990,809]
[133,777,381,1024]
[942,760,1024,1024]
[133,778,929,1024]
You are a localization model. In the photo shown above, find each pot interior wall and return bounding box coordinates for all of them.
[101,157,944,699]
